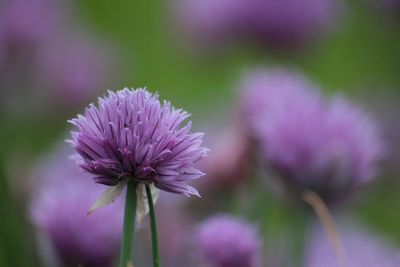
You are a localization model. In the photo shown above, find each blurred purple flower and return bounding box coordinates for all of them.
[175,0,339,50]
[0,0,61,73]
[175,0,247,48]
[242,0,339,48]
[305,223,400,267]
[30,146,123,267]
[0,0,117,117]
[240,69,323,134]
[68,88,208,201]
[196,215,262,267]
[196,125,252,192]
[35,35,114,109]
[241,69,384,203]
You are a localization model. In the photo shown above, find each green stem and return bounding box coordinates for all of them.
[145,184,160,267]
[290,208,309,267]
[119,181,137,267]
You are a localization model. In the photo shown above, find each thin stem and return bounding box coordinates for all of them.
[302,189,345,266]
[290,207,309,267]
[119,181,137,267]
[145,184,160,267]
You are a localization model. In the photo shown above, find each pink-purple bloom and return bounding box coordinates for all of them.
[34,36,113,109]
[175,0,246,48]
[0,0,60,52]
[0,0,61,74]
[30,146,123,267]
[0,0,117,116]
[68,88,208,197]
[196,215,262,267]
[242,0,339,48]
[196,125,252,192]
[175,0,339,50]
[241,69,384,203]
[305,223,400,267]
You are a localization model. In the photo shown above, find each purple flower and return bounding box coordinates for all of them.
[35,35,114,110]
[196,215,262,267]
[68,88,208,203]
[175,0,247,48]
[0,0,61,72]
[240,69,323,134]
[305,222,400,267]
[241,69,384,203]
[242,0,339,48]
[30,146,123,267]
[175,0,339,50]
[196,125,252,192]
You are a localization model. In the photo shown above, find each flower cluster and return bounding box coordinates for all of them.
[196,215,262,267]
[197,125,251,192]
[241,69,384,202]
[68,88,208,201]
[0,0,114,113]
[176,0,339,50]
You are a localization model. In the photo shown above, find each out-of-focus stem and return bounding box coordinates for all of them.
[302,189,345,265]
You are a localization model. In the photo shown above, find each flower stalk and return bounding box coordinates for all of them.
[146,184,160,267]
[302,189,345,265]
[119,181,138,267]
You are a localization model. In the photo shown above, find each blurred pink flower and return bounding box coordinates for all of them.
[0,0,63,85]
[175,0,247,48]
[196,125,252,192]
[35,35,115,109]
[174,0,340,51]
[241,69,384,203]
[242,0,340,49]
[196,215,262,267]
[30,145,123,267]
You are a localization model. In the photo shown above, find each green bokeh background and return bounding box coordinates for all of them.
[0,0,399,266]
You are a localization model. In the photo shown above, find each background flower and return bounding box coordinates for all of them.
[195,125,252,192]
[34,34,115,111]
[196,215,262,267]
[174,0,340,51]
[30,145,123,267]
[241,69,384,203]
